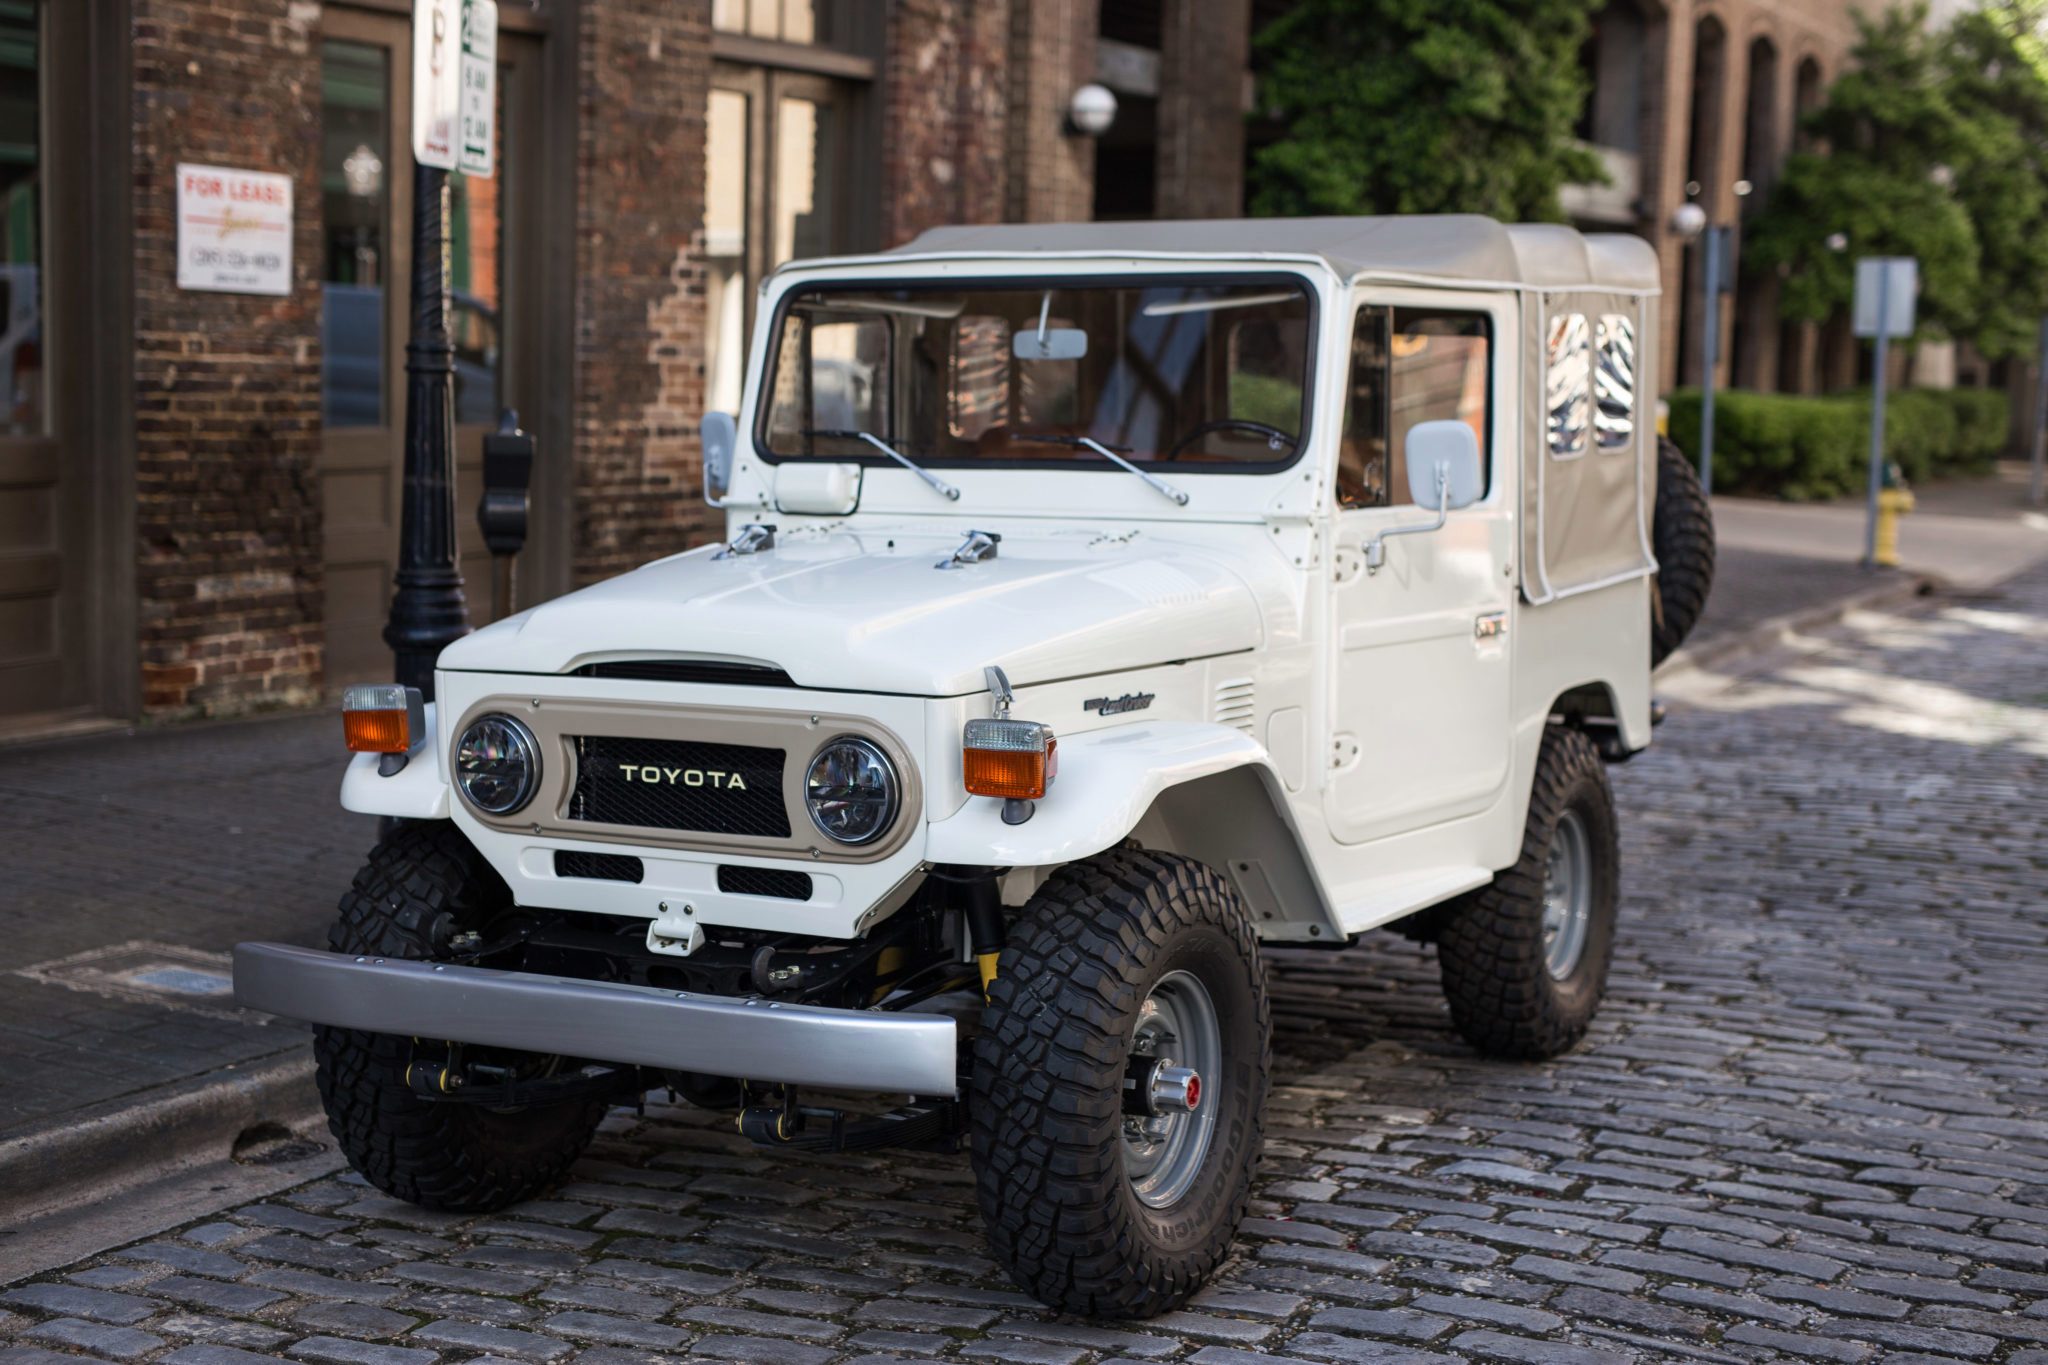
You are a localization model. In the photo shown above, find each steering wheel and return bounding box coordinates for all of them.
[1165,419,1299,460]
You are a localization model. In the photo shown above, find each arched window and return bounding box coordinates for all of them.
[1741,36,1781,204]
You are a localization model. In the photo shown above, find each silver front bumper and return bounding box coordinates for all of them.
[233,942,958,1096]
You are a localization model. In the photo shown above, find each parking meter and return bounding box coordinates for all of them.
[478,411,534,622]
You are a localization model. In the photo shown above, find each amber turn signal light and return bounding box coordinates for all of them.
[963,718,1057,800]
[342,684,425,754]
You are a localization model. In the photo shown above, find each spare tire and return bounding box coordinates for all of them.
[1651,436,1715,667]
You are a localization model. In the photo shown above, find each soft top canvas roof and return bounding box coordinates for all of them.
[887,215,1661,293]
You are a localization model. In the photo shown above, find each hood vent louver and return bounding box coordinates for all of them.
[572,660,797,687]
[1214,678,1256,733]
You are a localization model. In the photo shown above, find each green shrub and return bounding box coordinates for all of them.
[1665,387,2010,500]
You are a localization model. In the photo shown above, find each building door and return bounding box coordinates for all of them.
[0,1,117,730]
[704,27,873,420]
[317,8,545,690]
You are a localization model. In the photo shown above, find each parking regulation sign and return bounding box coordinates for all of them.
[412,0,461,169]
[458,0,497,178]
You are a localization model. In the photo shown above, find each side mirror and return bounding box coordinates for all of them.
[701,411,737,506]
[1402,420,1484,510]
[1366,420,1486,573]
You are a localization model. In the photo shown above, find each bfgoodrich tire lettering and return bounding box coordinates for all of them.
[969,848,1271,1318]
[1435,726,1619,1060]
[312,821,608,1212]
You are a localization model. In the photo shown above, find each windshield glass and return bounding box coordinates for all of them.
[759,276,1314,469]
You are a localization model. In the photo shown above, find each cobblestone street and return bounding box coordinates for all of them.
[4,566,2047,1364]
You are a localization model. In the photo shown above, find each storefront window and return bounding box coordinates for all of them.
[320,40,389,428]
[706,88,748,416]
[773,94,837,266]
[0,0,44,437]
[448,100,505,426]
[716,0,829,45]
[705,70,858,423]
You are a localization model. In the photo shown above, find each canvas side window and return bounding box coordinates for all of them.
[1594,314,1636,452]
[1546,311,1591,459]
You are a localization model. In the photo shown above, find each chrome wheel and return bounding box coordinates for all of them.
[1542,807,1592,980]
[1122,970,1220,1209]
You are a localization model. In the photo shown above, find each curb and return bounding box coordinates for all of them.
[0,1044,320,1224]
[1653,571,1937,684]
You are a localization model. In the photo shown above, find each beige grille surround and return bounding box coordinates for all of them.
[446,696,923,864]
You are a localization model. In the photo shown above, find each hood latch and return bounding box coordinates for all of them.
[714,523,777,560]
[937,529,1001,570]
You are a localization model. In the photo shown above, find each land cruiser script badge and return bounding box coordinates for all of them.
[618,765,748,790]
[1083,692,1155,716]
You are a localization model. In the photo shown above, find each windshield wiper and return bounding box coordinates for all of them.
[805,429,960,502]
[1013,434,1189,507]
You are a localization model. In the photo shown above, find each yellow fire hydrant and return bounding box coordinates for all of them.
[1872,465,1915,568]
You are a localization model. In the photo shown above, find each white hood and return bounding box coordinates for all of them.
[439,524,1270,696]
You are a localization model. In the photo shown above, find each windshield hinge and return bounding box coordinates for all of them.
[937,529,1001,570]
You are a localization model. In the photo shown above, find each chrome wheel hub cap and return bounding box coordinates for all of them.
[1542,808,1593,980]
[1122,970,1221,1209]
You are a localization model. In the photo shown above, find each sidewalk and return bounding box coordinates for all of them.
[0,712,371,1213]
[1686,458,2048,656]
[3,462,2045,1223]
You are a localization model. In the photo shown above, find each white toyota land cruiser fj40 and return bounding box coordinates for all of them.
[236,215,1714,1318]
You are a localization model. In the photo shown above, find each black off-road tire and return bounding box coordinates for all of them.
[1652,435,1716,667]
[969,849,1271,1319]
[312,821,608,1212]
[1435,727,1619,1060]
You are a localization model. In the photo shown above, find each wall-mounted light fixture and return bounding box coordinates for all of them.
[1068,83,1117,137]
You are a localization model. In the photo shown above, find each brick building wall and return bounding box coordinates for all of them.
[1006,0,1097,223]
[131,0,324,717]
[568,0,715,585]
[1156,0,1248,220]
[1632,0,1863,394]
[880,0,1011,246]
[89,0,1258,730]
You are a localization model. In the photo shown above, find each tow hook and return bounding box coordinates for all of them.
[1123,1056,1202,1115]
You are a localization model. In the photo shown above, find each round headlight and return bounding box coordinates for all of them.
[454,714,541,815]
[804,736,898,846]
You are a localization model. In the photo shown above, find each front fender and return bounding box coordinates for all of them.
[924,721,1261,867]
[339,701,451,821]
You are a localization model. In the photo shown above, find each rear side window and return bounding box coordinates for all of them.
[1594,314,1636,452]
[1545,312,1591,460]
[1339,307,1492,508]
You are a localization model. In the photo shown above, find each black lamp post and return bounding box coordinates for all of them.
[382,161,471,700]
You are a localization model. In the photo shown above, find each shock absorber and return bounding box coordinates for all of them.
[962,872,1005,994]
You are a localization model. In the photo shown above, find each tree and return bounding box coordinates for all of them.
[1746,0,2048,357]
[1940,1,2048,358]
[1247,0,1604,222]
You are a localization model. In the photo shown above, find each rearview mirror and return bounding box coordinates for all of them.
[701,411,737,506]
[1403,420,1484,510]
[1013,327,1088,361]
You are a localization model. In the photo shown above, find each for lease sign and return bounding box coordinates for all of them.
[176,164,293,297]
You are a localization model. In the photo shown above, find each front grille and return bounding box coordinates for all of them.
[573,660,797,687]
[568,735,789,837]
[718,865,813,901]
[554,850,645,883]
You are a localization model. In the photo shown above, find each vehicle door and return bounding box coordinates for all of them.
[1324,291,1516,845]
